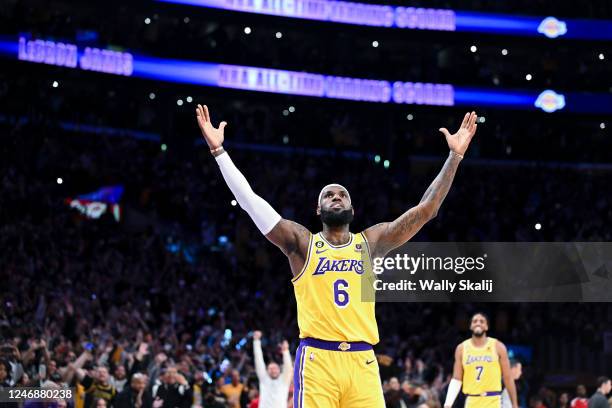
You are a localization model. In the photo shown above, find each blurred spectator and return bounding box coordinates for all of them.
[572,385,589,408]
[220,370,244,408]
[252,331,292,408]
[114,373,147,408]
[588,377,611,408]
[149,365,191,408]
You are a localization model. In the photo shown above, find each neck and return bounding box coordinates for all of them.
[471,335,487,346]
[322,224,351,245]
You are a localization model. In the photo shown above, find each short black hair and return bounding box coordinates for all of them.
[596,376,610,388]
[470,312,490,325]
[509,359,521,368]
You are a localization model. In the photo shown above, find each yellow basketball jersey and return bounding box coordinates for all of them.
[292,232,379,345]
[461,337,502,395]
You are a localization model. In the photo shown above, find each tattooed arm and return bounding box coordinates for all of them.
[364,112,478,257]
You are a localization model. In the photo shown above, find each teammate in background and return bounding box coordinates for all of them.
[444,313,518,408]
[252,331,292,408]
[197,104,478,408]
[501,360,523,408]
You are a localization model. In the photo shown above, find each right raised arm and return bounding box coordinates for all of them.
[196,105,311,270]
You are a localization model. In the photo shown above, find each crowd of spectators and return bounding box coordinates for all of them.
[1,1,612,406]
[1,110,611,407]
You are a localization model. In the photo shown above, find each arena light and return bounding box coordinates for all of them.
[155,0,612,41]
[52,80,59,88]
[275,32,283,39]
[57,177,63,184]
[501,48,508,56]
[470,45,477,53]
[149,92,156,99]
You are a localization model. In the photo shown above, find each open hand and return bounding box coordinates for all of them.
[439,111,478,157]
[196,104,226,150]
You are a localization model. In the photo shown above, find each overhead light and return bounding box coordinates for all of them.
[535,223,542,230]
[275,32,282,39]
[288,106,295,113]
[244,26,252,34]
[144,17,151,24]
[372,40,379,48]
[177,99,184,106]
[184,17,190,24]
[525,74,533,81]
[601,122,606,129]
[149,92,156,100]
[282,109,289,116]
[406,114,414,121]
[470,45,477,53]
[186,96,193,103]
[598,53,605,60]
[52,81,59,88]
[56,177,63,184]
[501,48,508,56]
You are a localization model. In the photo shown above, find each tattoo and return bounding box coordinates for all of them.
[419,153,462,214]
[394,207,426,235]
[285,220,310,257]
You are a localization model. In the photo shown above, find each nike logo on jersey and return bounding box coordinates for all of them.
[366,360,375,365]
[315,249,329,254]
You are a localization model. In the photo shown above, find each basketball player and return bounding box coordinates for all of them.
[444,313,518,408]
[196,104,479,408]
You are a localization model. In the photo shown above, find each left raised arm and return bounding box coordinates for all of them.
[364,112,478,256]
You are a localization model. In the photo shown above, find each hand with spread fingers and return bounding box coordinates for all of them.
[439,111,479,157]
[196,104,226,150]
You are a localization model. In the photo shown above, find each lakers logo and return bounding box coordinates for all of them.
[338,342,351,351]
[535,90,565,113]
[537,16,567,39]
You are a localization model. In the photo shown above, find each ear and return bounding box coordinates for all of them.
[316,205,321,215]
[351,206,355,216]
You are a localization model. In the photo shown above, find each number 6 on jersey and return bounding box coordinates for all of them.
[334,279,349,307]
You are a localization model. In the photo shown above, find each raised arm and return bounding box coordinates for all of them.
[196,105,310,275]
[364,112,478,257]
[497,341,518,408]
[280,340,293,385]
[252,331,267,381]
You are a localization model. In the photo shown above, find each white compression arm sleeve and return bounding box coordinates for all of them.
[444,379,462,407]
[215,151,282,234]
